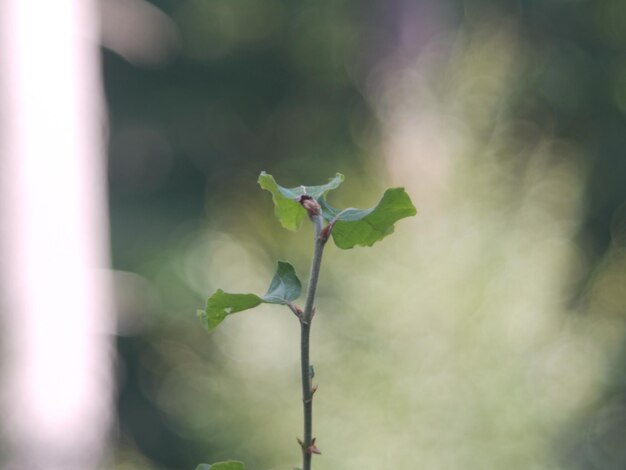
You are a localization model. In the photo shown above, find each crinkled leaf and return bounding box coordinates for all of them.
[262,261,302,304]
[321,188,416,249]
[199,261,302,331]
[258,171,344,230]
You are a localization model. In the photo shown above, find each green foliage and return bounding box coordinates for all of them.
[258,171,344,231]
[262,260,303,304]
[259,171,416,249]
[198,172,415,469]
[321,188,417,249]
[200,174,416,333]
[198,261,302,331]
[198,291,263,331]
[195,461,245,470]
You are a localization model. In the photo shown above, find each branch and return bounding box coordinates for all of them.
[299,213,326,470]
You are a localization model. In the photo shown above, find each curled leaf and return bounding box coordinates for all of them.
[262,260,302,304]
[258,171,344,230]
[199,261,302,331]
[320,188,417,249]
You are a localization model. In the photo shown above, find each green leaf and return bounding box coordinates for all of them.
[198,291,263,331]
[199,261,302,331]
[262,260,302,304]
[258,171,344,230]
[195,465,212,470]
[321,188,417,249]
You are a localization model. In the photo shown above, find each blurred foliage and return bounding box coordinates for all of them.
[104,0,626,469]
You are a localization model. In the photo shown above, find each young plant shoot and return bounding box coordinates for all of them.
[196,172,416,470]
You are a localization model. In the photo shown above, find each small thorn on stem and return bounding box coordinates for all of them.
[288,303,305,321]
[308,438,322,455]
[319,223,333,243]
[311,307,317,319]
[292,303,303,316]
[297,437,304,448]
[311,384,318,395]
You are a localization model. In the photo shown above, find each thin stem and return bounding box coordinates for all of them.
[300,214,326,470]
[300,322,313,470]
[303,215,324,324]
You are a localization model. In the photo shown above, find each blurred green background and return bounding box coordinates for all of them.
[105,1,626,469]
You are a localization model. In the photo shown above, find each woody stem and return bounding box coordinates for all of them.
[300,214,325,470]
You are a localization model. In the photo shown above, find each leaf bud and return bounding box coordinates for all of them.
[297,195,321,218]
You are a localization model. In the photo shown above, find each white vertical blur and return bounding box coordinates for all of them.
[0,0,113,469]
